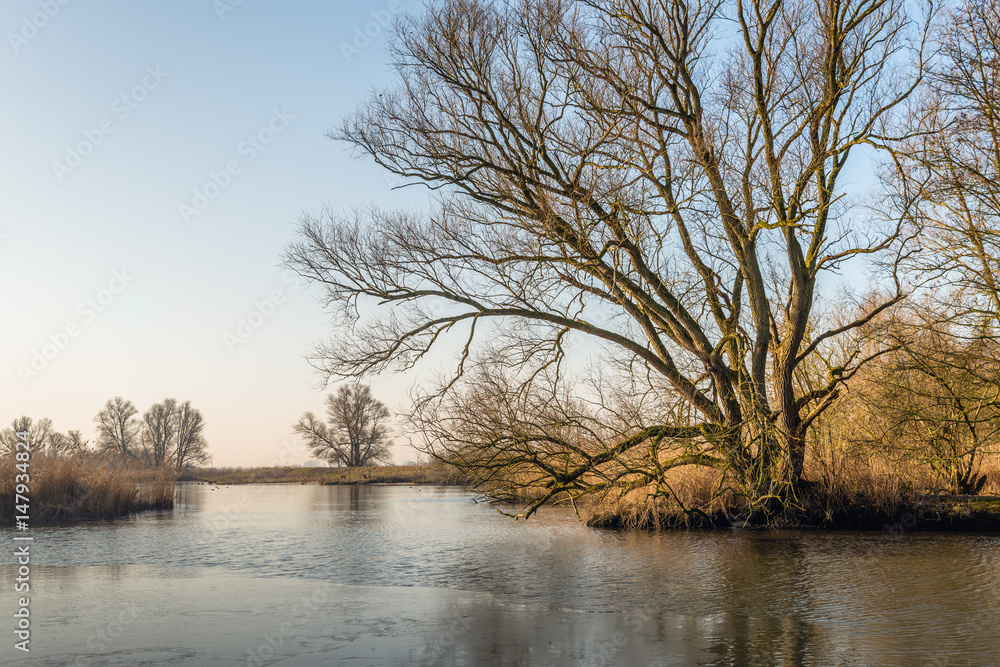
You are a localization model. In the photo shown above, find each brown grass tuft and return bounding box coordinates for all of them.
[0,453,176,522]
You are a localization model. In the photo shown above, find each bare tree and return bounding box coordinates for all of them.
[142,399,178,467]
[0,416,53,456]
[286,0,930,520]
[95,397,142,460]
[868,0,1000,495]
[900,0,1000,332]
[411,352,714,512]
[66,430,89,454]
[1,418,90,457]
[45,429,89,457]
[173,401,210,469]
[294,385,392,467]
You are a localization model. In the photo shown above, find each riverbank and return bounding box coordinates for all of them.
[496,454,1000,532]
[585,492,1000,532]
[0,454,175,522]
[178,463,466,485]
[479,457,1000,532]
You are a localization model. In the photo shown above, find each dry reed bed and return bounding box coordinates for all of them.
[0,454,176,522]
[490,452,1000,530]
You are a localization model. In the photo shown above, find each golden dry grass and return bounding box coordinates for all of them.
[584,449,1000,530]
[180,463,463,485]
[584,468,736,529]
[0,453,176,522]
[981,458,1000,496]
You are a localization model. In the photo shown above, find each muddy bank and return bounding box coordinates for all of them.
[586,494,1000,532]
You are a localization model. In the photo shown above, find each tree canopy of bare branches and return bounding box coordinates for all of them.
[0,416,85,457]
[143,399,178,467]
[173,401,211,469]
[95,397,142,461]
[900,0,1000,332]
[294,385,392,467]
[853,308,1000,494]
[286,0,931,520]
[94,397,209,468]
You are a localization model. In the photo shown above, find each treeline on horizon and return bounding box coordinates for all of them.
[0,396,210,470]
[0,397,207,521]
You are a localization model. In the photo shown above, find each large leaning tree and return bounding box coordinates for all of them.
[286,0,932,521]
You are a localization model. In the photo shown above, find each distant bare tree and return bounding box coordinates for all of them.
[142,399,178,467]
[295,385,392,467]
[173,401,210,469]
[0,416,53,456]
[95,397,142,460]
[286,0,931,519]
[65,430,89,454]
[45,429,89,457]
[1,418,90,457]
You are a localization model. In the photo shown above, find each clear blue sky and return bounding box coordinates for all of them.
[0,0,884,467]
[1,0,424,465]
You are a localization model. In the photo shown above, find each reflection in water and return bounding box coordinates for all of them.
[2,484,997,665]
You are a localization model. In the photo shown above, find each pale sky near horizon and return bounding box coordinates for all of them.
[0,0,885,468]
[1,0,430,466]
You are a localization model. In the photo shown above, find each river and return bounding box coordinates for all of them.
[1,483,998,665]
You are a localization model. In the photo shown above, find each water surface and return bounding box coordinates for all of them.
[2,484,998,665]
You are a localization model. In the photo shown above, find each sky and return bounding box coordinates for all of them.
[0,1,887,468]
[0,0,427,466]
